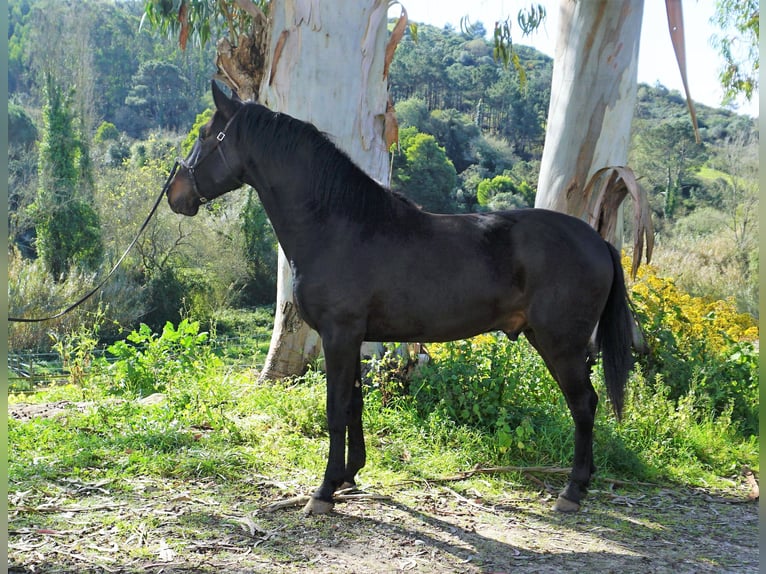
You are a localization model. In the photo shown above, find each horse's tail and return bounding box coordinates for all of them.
[597,243,635,420]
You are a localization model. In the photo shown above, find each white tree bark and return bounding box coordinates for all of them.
[257,0,392,380]
[535,0,644,218]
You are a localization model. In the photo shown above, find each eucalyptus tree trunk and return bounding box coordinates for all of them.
[535,0,643,219]
[255,0,392,380]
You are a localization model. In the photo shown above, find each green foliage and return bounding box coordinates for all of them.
[240,189,278,306]
[94,121,119,144]
[710,0,759,104]
[426,108,480,172]
[141,0,266,50]
[389,24,552,155]
[141,267,187,333]
[476,174,534,208]
[392,127,457,212]
[182,107,214,156]
[8,248,146,352]
[124,60,192,134]
[50,308,106,386]
[32,200,104,277]
[37,74,78,193]
[106,319,218,397]
[8,102,38,148]
[411,334,566,459]
[630,119,708,222]
[618,372,757,484]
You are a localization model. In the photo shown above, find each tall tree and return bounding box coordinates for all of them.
[532,0,656,272]
[534,1,643,217]
[144,0,399,378]
[32,74,103,279]
[124,61,192,133]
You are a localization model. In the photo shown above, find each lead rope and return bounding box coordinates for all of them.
[8,161,180,323]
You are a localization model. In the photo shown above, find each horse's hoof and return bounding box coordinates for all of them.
[553,495,581,513]
[338,481,356,492]
[303,497,334,516]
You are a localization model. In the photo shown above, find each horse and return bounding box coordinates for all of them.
[167,80,638,514]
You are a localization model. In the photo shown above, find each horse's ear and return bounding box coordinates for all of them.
[211,80,240,119]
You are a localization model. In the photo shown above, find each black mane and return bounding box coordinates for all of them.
[239,103,419,227]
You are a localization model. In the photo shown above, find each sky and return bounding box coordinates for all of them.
[391,0,759,118]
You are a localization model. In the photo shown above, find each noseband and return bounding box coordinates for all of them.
[178,110,243,204]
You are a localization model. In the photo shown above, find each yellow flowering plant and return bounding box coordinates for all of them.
[626,257,758,435]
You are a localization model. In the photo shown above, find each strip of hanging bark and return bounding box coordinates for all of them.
[178,2,189,50]
[584,166,654,279]
[232,0,268,25]
[269,30,290,86]
[665,0,701,143]
[384,5,408,79]
[384,98,399,152]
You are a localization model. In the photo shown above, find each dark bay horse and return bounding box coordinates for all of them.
[167,81,637,514]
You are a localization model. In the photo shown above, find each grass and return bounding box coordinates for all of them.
[9,329,758,501]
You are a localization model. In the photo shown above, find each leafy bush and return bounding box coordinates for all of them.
[181,108,214,156]
[628,258,758,435]
[106,319,219,397]
[618,369,757,483]
[410,334,568,459]
[94,121,119,144]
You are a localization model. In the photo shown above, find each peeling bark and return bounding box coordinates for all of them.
[215,31,270,100]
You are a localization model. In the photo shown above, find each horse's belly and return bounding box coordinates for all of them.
[363,292,520,343]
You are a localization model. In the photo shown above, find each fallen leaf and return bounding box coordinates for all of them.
[157,538,175,562]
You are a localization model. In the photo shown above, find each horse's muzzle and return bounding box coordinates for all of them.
[166,174,201,216]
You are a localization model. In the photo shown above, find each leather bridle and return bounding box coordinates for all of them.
[178,109,243,204]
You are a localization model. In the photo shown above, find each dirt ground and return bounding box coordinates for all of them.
[8,472,760,573]
[8,402,760,573]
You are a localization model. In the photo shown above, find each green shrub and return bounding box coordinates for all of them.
[410,334,569,459]
[94,121,120,144]
[106,319,219,397]
[8,249,145,352]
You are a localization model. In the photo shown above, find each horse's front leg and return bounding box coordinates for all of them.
[303,334,363,515]
[342,358,365,488]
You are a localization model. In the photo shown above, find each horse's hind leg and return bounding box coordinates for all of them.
[526,331,598,512]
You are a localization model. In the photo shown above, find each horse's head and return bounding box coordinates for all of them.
[167,81,246,216]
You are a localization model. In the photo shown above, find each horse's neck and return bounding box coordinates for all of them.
[242,160,319,264]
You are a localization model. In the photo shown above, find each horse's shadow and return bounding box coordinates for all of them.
[317,485,758,573]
